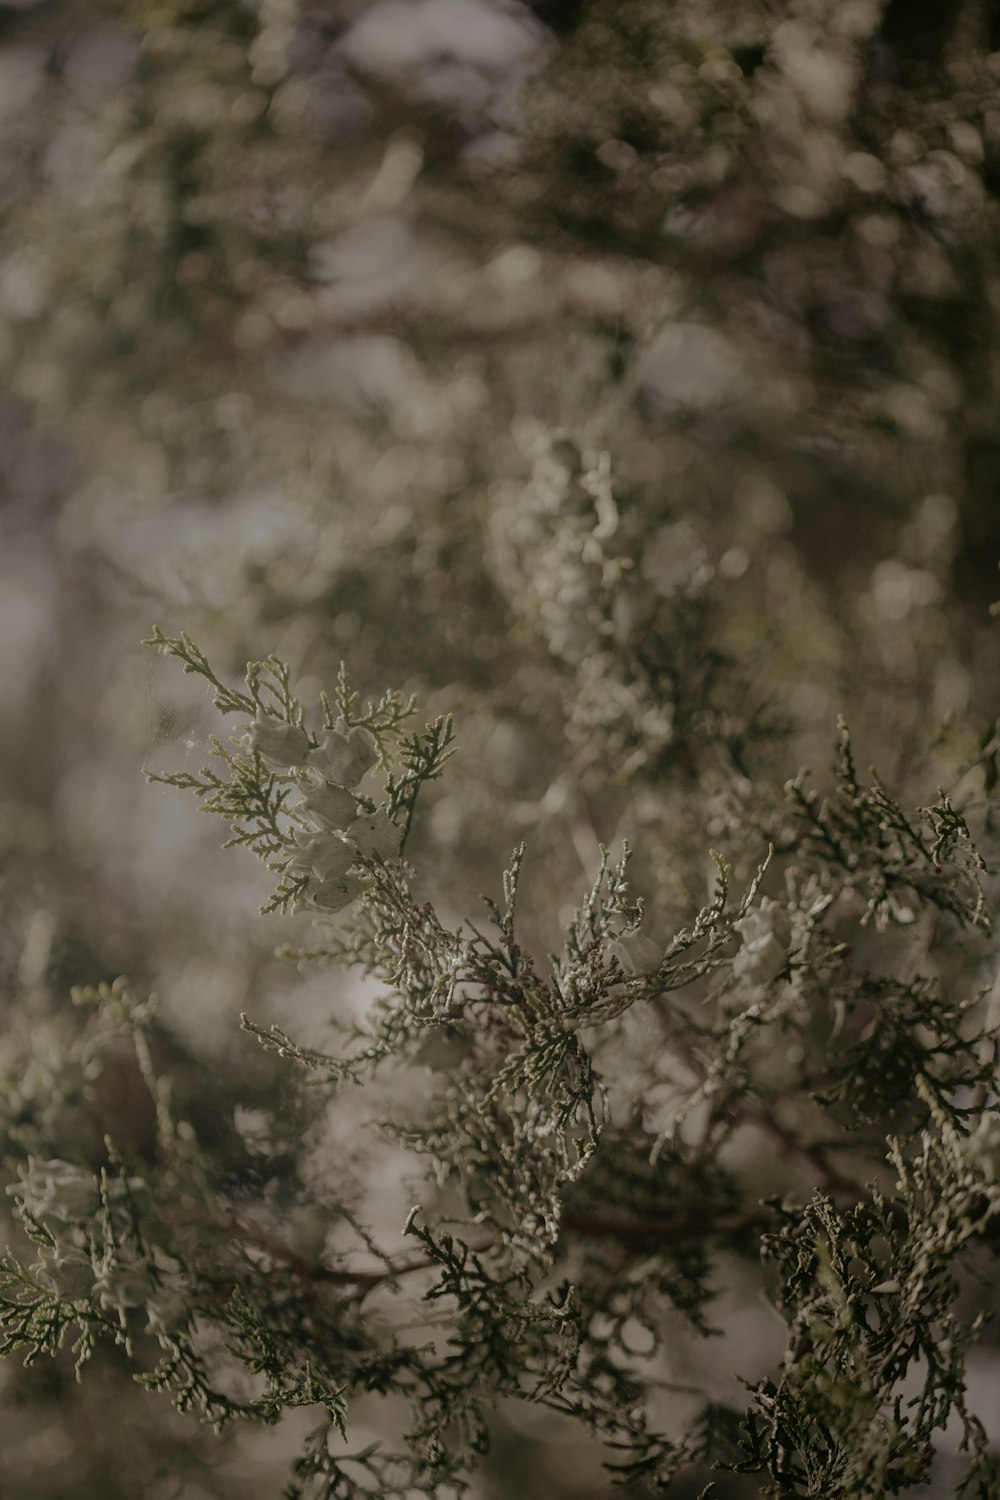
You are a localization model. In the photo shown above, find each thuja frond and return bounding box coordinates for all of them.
[239,1016,361,1083]
[815,973,993,1128]
[140,637,451,916]
[480,842,527,951]
[0,1250,98,1369]
[403,1212,582,1467]
[324,661,418,748]
[134,1338,249,1429]
[787,722,990,930]
[738,1091,1000,1498]
[144,626,258,718]
[386,713,457,842]
[7,622,999,1500]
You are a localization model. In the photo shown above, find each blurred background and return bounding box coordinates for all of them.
[2,0,1000,1495]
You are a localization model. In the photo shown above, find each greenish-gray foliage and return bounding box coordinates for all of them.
[2,0,1000,1496]
[4,628,1000,1497]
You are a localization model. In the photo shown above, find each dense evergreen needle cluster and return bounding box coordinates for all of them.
[3,1,1000,1495]
[2,626,998,1499]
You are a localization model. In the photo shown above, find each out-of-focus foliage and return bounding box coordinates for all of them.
[1,0,1000,1496]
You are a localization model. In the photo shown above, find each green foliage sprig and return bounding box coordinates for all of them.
[2,640,998,1499]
